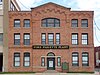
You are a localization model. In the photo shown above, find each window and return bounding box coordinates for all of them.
[41,57,45,66]
[48,33,54,45]
[24,53,30,67]
[14,33,20,45]
[81,19,88,27]
[0,33,3,45]
[24,19,30,27]
[72,33,78,45]
[82,33,88,45]
[14,19,20,27]
[56,33,60,44]
[14,53,20,67]
[71,19,78,27]
[42,18,60,27]
[24,33,30,45]
[41,33,46,44]
[72,52,79,66]
[82,52,89,66]
[0,0,2,4]
[57,57,61,66]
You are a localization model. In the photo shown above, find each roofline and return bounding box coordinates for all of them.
[31,2,71,10]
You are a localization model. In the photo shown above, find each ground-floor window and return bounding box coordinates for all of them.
[82,52,89,66]
[14,53,20,67]
[24,52,30,67]
[57,57,61,66]
[41,57,45,66]
[72,52,79,66]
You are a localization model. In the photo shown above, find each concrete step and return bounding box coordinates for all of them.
[44,70,59,73]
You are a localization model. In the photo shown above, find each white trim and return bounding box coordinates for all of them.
[41,56,61,58]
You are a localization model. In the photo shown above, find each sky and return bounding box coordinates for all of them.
[16,0,100,47]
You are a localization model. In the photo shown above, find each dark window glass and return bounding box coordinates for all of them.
[24,53,30,67]
[24,19,30,27]
[72,33,78,45]
[82,53,89,66]
[24,33,30,45]
[41,33,46,44]
[14,53,20,67]
[48,33,54,45]
[14,19,20,27]
[0,33,3,45]
[42,18,60,27]
[41,57,45,66]
[72,19,78,27]
[82,33,88,45]
[56,33,60,44]
[72,52,79,66]
[57,57,61,66]
[81,19,88,27]
[14,33,20,45]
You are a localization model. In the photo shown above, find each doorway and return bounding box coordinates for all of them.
[0,53,3,72]
[47,57,55,70]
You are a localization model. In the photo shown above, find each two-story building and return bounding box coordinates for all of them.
[8,2,94,72]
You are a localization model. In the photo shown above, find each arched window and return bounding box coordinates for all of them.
[47,52,55,56]
[42,18,60,27]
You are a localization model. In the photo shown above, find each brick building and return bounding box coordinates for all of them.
[8,2,94,72]
[94,46,100,68]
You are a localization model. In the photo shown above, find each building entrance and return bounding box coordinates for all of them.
[0,53,3,72]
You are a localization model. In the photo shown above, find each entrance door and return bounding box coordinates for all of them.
[47,58,55,70]
[0,54,3,72]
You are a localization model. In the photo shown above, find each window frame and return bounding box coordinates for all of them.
[82,33,88,45]
[14,19,20,27]
[72,33,78,45]
[82,52,89,66]
[14,33,20,45]
[23,52,30,67]
[41,18,60,27]
[57,57,61,66]
[48,33,54,45]
[14,53,20,67]
[0,33,3,45]
[24,19,30,27]
[72,52,79,66]
[24,33,30,45]
[41,57,45,66]
[71,19,78,27]
[41,33,46,45]
[81,19,88,27]
[56,33,60,45]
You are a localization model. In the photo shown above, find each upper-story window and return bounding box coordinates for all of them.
[24,19,30,27]
[81,19,88,27]
[71,19,78,27]
[42,18,60,27]
[14,19,20,27]
[0,33,3,45]
[41,33,46,45]
[0,0,2,5]
[72,33,78,45]
[56,33,60,44]
[82,33,88,45]
[14,33,20,45]
[48,33,54,45]
[24,33,30,45]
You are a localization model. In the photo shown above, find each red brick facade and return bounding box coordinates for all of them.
[8,2,94,72]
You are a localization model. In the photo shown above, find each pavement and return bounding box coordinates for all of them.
[0,72,99,75]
